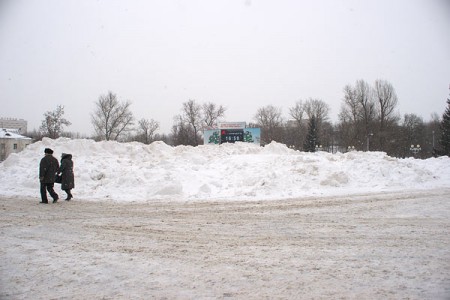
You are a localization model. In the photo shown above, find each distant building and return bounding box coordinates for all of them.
[0,128,32,161]
[0,118,28,134]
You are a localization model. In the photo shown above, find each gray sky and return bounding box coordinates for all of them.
[1,0,449,135]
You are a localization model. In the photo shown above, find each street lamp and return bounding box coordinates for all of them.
[366,133,374,151]
[410,144,421,156]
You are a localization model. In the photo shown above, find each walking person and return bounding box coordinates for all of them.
[59,153,74,200]
[39,148,59,204]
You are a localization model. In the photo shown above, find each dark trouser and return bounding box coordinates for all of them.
[64,189,73,198]
[40,182,58,202]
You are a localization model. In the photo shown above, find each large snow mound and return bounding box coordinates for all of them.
[0,138,449,202]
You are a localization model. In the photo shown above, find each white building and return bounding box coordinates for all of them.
[0,118,28,134]
[0,128,32,161]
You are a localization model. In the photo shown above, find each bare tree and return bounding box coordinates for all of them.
[254,105,283,144]
[91,91,134,141]
[303,98,330,123]
[171,115,194,146]
[136,118,159,144]
[339,85,361,149]
[339,80,376,150]
[40,105,71,139]
[288,100,306,149]
[289,100,306,126]
[202,102,226,128]
[339,85,359,124]
[355,80,376,135]
[374,79,399,150]
[182,99,202,146]
[171,100,226,146]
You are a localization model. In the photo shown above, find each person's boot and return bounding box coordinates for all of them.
[52,196,59,203]
[40,200,48,204]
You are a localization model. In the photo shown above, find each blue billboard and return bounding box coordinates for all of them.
[204,128,261,145]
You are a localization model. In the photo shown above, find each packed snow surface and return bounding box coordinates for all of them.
[0,138,449,201]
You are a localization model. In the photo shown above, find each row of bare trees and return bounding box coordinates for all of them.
[338,79,399,152]
[171,100,226,146]
[32,80,449,158]
[248,80,444,158]
[90,91,160,144]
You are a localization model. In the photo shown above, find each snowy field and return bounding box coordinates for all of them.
[1,138,450,299]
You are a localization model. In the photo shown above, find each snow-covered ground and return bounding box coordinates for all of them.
[0,138,449,201]
[1,138,449,299]
[1,190,450,299]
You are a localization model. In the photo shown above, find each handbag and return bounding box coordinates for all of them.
[55,174,62,184]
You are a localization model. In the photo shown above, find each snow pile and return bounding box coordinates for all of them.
[0,138,449,202]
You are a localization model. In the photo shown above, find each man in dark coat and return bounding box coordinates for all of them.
[39,148,59,203]
[59,153,75,200]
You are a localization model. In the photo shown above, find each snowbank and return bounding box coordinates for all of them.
[0,138,449,202]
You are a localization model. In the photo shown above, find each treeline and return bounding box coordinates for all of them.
[28,79,450,158]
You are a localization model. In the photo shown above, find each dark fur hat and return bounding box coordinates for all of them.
[44,148,54,154]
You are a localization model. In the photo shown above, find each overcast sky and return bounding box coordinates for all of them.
[1,0,449,135]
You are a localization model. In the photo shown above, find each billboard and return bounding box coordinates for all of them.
[204,127,261,145]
